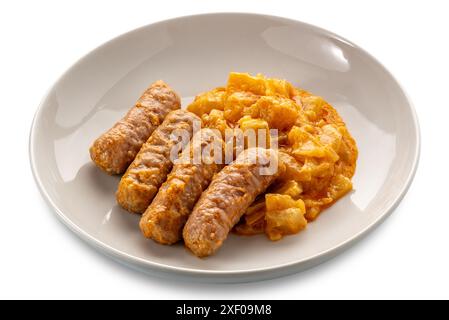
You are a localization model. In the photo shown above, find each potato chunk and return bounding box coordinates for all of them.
[201,109,230,137]
[247,96,299,130]
[238,116,270,148]
[227,72,267,95]
[265,194,307,241]
[288,126,340,162]
[265,78,296,98]
[272,180,303,199]
[187,87,226,116]
[224,91,259,123]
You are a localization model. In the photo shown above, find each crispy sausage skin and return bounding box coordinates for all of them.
[140,129,224,245]
[183,148,282,257]
[116,110,200,213]
[89,81,180,175]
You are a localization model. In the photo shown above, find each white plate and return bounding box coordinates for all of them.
[29,13,420,283]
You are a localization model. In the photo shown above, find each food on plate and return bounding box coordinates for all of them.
[140,128,224,245]
[116,110,200,213]
[183,148,282,257]
[188,72,358,241]
[89,72,358,257]
[89,81,180,174]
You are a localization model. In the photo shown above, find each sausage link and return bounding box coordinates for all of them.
[89,81,180,174]
[116,110,200,213]
[183,148,281,257]
[140,128,224,244]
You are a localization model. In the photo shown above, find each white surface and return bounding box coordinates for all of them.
[29,12,419,282]
[0,0,447,299]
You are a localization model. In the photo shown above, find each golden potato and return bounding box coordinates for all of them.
[320,124,343,151]
[265,78,296,98]
[265,194,307,241]
[187,87,226,116]
[227,72,267,95]
[238,116,270,148]
[328,174,353,200]
[238,116,269,131]
[272,180,303,199]
[247,96,299,130]
[224,91,260,123]
[277,151,304,181]
[288,126,340,162]
[201,109,230,137]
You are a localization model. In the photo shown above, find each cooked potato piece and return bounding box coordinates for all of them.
[277,151,304,181]
[301,95,326,122]
[224,91,259,123]
[238,116,270,148]
[272,180,303,199]
[201,109,230,137]
[288,126,340,162]
[301,94,345,126]
[304,201,329,220]
[247,96,299,130]
[187,87,226,116]
[239,116,269,131]
[265,193,305,211]
[265,194,307,241]
[227,72,266,95]
[227,72,296,99]
[328,174,353,200]
[319,124,343,151]
[265,78,296,98]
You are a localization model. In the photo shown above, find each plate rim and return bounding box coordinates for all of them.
[29,12,421,281]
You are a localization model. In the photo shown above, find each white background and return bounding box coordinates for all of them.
[0,0,448,299]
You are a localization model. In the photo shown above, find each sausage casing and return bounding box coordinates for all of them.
[183,148,281,257]
[140,128,224,245]
[89,80,180,174]
[116,110,200,213]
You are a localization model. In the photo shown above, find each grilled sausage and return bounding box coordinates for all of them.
[89,81,180,174]
[183,148,282,257]
[140,128,224,244]
[116,110,200,213]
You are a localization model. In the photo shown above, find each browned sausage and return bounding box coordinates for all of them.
[183,148,282,257]
[116,110,200,213]
[89,81,180,174]
[140,128,224,245]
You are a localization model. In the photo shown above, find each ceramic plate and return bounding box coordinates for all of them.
[29,13,420,282]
